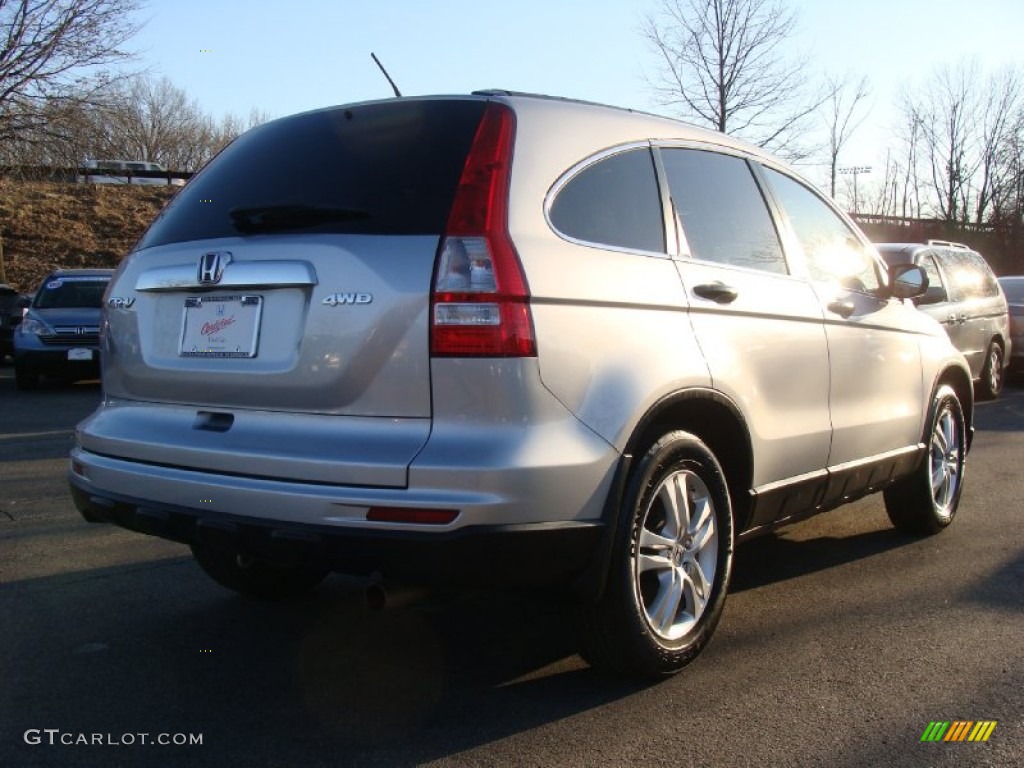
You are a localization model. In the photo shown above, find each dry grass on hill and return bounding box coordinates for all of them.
[0,179,176,292]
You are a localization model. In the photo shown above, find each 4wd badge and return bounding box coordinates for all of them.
[322,293,373,306]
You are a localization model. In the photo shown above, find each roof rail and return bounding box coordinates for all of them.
[927,239,969,249]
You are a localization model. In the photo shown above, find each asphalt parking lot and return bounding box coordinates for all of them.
[1,366,1022,767]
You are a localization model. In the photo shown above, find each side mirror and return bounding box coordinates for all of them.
[16,295,32,309]
[889,263,928,300]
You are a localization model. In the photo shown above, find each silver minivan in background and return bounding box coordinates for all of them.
[69,92,973,678]
[877,241,1011,399]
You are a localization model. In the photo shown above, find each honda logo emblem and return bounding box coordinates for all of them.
[198,251,231,284]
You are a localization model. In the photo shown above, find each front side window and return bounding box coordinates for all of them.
[549,148,665,254]
[764,167,882,293]
[661,148,787,274]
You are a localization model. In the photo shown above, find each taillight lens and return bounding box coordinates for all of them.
[431,102,536,357]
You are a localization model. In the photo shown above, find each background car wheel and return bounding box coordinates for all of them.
[884,385,966,535]
[14,365,39,391]
[576,431,734,678]
[976,341,1004,400]
[190,542,329,599]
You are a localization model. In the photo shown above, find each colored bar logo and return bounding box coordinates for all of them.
[921,721,997,742]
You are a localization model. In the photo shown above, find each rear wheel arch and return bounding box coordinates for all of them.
[625,389,754,532]
[573,389,753,604]
[934,365,974,445]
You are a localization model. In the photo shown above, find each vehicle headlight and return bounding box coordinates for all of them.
[17,315,51,336]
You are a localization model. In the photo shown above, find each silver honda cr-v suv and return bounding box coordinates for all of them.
[70,91,973,678]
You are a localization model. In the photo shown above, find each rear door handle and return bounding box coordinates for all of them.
[828,300,856,319]
[693,282,739,304]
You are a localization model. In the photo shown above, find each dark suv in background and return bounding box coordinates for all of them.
[877,241,1011,399]
[0,283,30,361]
[13,269,113,389]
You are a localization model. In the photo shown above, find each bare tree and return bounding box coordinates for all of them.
[912,62,981,222]
[974,67,1021,225]
[0,0,143,144]
[641,0,829,156]
[821,73,870,198]
[94,75,217,171]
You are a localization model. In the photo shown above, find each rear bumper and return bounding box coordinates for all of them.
[69,476,603,587]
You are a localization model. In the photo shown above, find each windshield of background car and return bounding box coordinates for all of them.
[32,277,110,309]
[136,99,488,250]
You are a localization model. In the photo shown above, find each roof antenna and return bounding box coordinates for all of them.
[370,52,402,97]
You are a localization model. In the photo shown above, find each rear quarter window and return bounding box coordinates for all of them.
[137,100,487,249]
[548,148,666,254]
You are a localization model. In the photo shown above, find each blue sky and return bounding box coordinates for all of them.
[128,0,1024,194]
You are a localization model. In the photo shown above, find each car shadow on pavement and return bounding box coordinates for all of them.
[730,527,911,594]
[974,383,1024,432]
[0,559,650,767]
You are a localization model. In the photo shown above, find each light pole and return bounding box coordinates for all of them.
[838,166,872,214]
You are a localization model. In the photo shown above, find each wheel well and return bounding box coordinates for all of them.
[936,366,974,439]
[628,391,754,531]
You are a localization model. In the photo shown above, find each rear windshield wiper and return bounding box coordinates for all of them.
[229,205,370,233]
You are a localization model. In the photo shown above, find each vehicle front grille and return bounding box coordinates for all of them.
[41,327,100,346]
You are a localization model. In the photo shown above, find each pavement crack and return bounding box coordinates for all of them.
[0,508,14,521]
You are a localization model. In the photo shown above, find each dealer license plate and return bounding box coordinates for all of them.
[179,295,262,358]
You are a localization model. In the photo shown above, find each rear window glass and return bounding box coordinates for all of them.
[137,99,487,249]
[1000,279,1024,302]
[34,277,110,309]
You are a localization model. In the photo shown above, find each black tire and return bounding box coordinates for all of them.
[976,341,1004,401]
[884,385,966,535]
[576,431,734,678]
[14,365,39,391]
[190,542,329,599]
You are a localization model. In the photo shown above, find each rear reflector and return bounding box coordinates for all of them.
[431,102,536,357]
[366,507,459,525]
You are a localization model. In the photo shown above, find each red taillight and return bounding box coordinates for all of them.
[431,102,536,357]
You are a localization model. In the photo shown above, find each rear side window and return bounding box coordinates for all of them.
[33,278,109,309]
[549,148,665,254]
[661,148,786,274]
[137,100,487,249]
[938,250,1001,300]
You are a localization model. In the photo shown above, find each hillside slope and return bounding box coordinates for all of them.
[0,180,175,292]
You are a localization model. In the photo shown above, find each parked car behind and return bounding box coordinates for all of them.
[79,159,185,187]
[877,241,1010,399]
[0,283,31,361]
[14,269,113,389]
[998,275,1024,373]
[70,92,973,678]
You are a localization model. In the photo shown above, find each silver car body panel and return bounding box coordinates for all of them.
[102,235,437,417]
[73,358,618,531]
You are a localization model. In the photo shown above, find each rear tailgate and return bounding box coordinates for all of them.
[85,97,489,487]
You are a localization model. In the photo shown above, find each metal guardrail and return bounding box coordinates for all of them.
[0,165,193,185]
